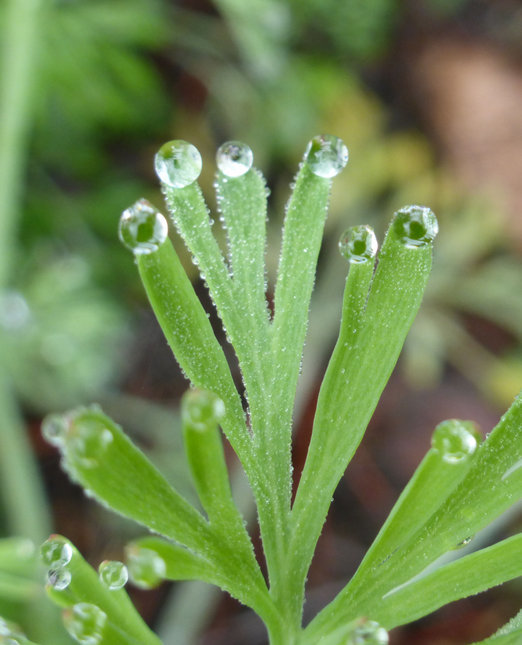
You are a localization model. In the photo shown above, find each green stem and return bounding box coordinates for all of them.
[0,0,41,286]
[0,375,50,542]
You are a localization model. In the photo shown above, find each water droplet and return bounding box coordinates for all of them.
[182,389,225,432]
[339,225,378,263]
[40,536,73,568]
[431,420,480,464]
[68,420,113,468]
[126,546,166,589]
[304,134,349,178]
[98,560,128,591]
[41,413,69,447]
[154,140,202,188]
[47,567,72,590]
[347,618,389,644]
[216,141,253,177]
[63,603,107,645]
[392,205,438,248]
[119,199,168,255]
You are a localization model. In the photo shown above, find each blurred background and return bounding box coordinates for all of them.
[0,0,521,643]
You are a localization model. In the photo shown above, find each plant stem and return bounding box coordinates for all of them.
[0,0,41,286]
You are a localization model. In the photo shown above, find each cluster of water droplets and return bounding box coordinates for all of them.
[216,141,253,177]
[118,199,168,255]
[41,536,73,592]
[126,546,166,589]
[98,560,128,591]
[339,225,378,264]
[154,140,202,188]
[392,205,438,248]
[346,618,389,644]
[431,419,481,464]
[304,134,349,178]
[63,603,107,645]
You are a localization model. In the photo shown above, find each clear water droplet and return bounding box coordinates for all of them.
[47,567,72,590]
[69,420,113,468]
[63,603,107,645]
[392,205,438,248]
[347,618,389,644]
[339,225,378,263]
[40,536,73,568]
[304,134,349,178]
[216,141,253,177]
[431,419,480,464]
[41,413,69,447]
[182,389,225,432]
[119,199,168,255]
[126,546,166,589]
[98,560,128,591]
[154,140,202,188]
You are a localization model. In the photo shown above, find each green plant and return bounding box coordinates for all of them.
[11,136,520,644]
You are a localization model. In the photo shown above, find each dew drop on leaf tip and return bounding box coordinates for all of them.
[40,536,73,568]
[68,421,113,469]
[216,140,253,177]
[154,139,202,188]
[119,199,168,255]
[347,618,389,644]
[47,566,72,590]
[126,546,166,589]
[431,419,480,464]
[339,225,378,263]
[304,134,349,178]
[41,413,69,447]
[392,205,438,248]
[63,603,107,645]
[183,389,226,431]
[98,560,128,591]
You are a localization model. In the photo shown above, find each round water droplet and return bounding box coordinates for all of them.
[431,419,480,464]
[154,140,202,188]
[41,413,69,447]
[182,389,225,432]
[304,134,349,178]
[348,619,389,644]
[119,199,168,255]
[126,547,166,589]
[392,205,438,248]
[40,536,73,568]
[98,560,128,591]
[47,567,72,590]
[216,141,253,177]
[68,420,113,468]
[63,603,107,645]
[339,225,378,264]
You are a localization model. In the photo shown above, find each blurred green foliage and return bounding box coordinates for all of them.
[0,0,520,642]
